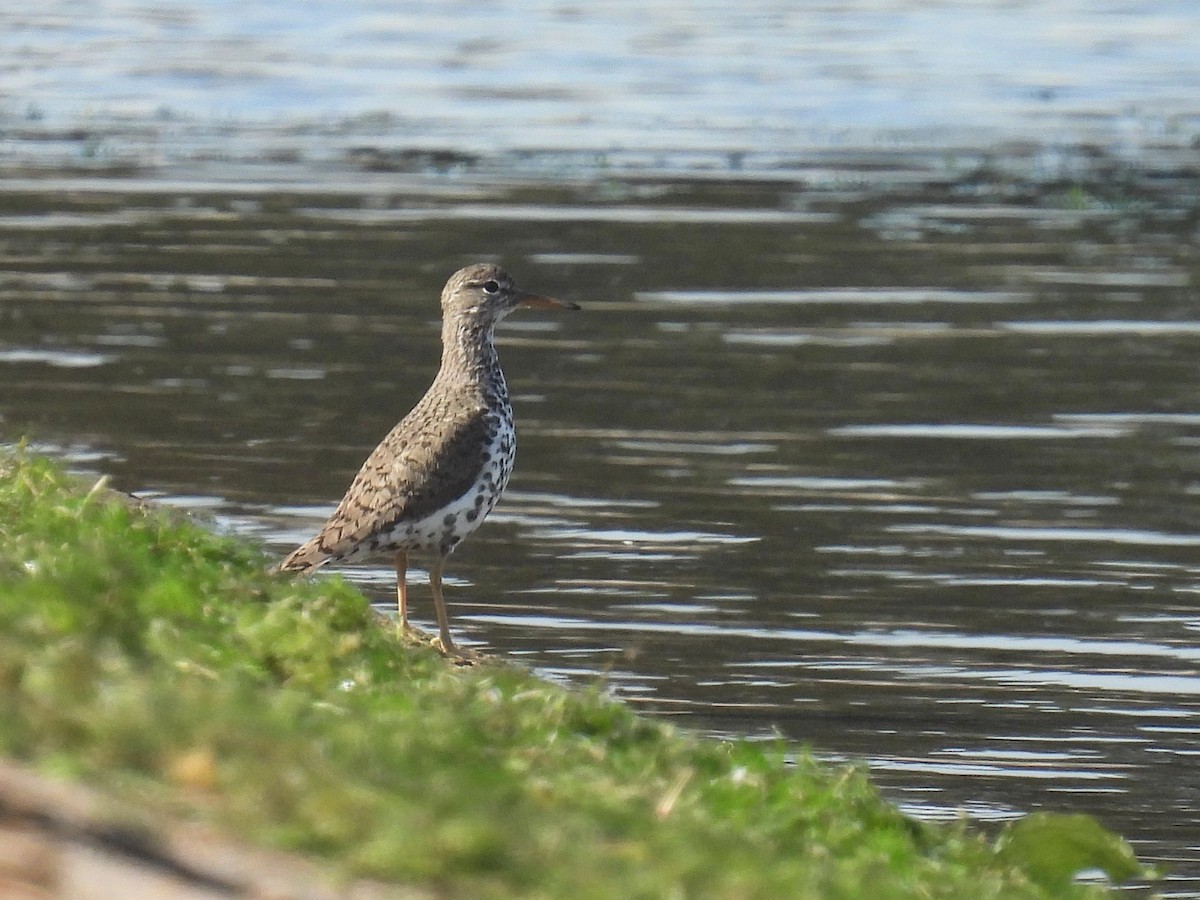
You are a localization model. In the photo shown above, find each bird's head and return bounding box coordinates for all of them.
[441,263,579,326]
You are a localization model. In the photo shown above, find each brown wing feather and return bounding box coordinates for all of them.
[278,391,493,572]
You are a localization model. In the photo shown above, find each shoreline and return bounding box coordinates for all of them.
[0,449,1149,897]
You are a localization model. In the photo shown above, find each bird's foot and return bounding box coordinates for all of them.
[434,636,480,666]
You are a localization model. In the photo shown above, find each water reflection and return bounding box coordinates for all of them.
[638,288,1032,305]
[1,164,1198,889]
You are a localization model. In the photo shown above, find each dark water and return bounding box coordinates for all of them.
[4,0,1200,892]
[2,157,1198,892]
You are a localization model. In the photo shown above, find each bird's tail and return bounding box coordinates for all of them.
[274,538,332,575]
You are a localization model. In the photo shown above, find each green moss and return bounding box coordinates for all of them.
[0,449,1142,897]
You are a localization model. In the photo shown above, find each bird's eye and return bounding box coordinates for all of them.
[482,280,500,294]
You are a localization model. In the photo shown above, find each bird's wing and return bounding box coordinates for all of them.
[278,399,496,571]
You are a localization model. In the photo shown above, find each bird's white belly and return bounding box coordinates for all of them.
[373,415,515,557]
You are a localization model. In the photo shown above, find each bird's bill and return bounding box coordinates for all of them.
[517,291,581,311]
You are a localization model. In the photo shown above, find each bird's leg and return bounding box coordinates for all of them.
[428,556,456,654]
[394,550,409,631]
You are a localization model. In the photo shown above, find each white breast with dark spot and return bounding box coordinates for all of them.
[370,411,516,558]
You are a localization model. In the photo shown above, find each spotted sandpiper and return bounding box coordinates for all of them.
[278,263,578,653]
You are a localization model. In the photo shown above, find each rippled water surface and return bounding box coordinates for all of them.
[4,0,1200,893]
[5,0,1200,172]
[3,163,1198,891]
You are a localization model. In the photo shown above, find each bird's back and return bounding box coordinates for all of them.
[278,384,510,572]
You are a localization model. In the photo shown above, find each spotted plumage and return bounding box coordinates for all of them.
[278,263,578,653]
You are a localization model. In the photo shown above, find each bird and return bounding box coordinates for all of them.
[277,263,578,654]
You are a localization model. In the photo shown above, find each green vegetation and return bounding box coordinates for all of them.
[0,449,1145,898]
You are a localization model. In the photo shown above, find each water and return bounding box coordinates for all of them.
[3,0,1200,893]
[5,1,1200,171]
[4,163,1198,891]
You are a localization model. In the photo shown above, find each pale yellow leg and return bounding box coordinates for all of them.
[428,556,456,654]
[394,550,409,631]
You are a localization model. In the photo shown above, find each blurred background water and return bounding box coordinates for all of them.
[2,1,1200,893]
